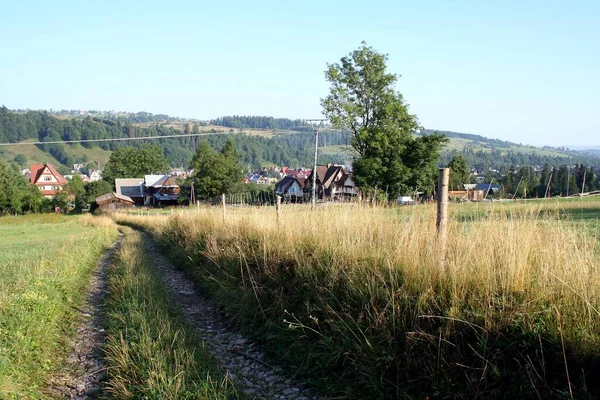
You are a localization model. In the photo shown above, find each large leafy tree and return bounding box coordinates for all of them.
[103,144,169,186]
[448,155,470,190]
[321,42,447,197]
[0,159,46,214]
[189,139,244,200]
[65,174,94,212]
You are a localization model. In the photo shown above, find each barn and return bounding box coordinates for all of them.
[95,193,135,210]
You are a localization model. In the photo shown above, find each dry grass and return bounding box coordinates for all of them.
[112,201,600,398]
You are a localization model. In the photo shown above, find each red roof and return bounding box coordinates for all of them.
[30,163,68,185]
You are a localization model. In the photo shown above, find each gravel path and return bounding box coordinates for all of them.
[142,234,324,400]
[48,235,122,399]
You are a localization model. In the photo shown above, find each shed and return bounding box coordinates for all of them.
[96,192,135,210]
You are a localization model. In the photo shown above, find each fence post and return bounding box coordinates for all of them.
[196,200,200,212]
[436,168,450,268]
[276,195,281,224]
[222,193,226,223]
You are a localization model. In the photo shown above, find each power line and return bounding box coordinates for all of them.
[0,131,232,147]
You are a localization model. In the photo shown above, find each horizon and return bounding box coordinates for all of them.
[2,0,598,148]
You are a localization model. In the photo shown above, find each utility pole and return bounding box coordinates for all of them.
[306,119,327,209]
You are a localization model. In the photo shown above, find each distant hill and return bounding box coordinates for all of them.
[1,108,598,174]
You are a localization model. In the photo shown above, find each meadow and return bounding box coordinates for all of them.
[113,196,600,399]
[103,228,237,399]
[0,214,117,398]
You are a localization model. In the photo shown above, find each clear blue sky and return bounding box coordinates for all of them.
[1,0,598,147]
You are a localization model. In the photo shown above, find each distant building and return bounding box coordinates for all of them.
[29,163,68,198]
[87,169,102,182]
[144,175,180,206]
[275,176,305,203]
[115,178,144,206]
[95,193,134,210]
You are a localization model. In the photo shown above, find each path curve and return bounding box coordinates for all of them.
[143,234,324,400]
[48,235,122,399]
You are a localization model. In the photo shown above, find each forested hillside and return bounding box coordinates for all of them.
[210,115,308,131]
[0,108,346,173]
[1,108,598,174]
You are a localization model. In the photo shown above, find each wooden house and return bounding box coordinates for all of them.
[305,164,355,201]
[95,193,134,210]
[275,176,305,202]
[29,163,68,198]
[115,178,144,206]
[144,175,180,206]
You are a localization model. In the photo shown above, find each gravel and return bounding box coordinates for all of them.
[47,235,122,399]
[143,234,324,400]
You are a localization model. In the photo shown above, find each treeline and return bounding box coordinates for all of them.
[210,115,307,130]
[440,148,598,171]
[500,164,600,198]
[0,108,347,171]
[12,108,186,124]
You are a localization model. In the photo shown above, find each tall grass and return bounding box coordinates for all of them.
[0,215,117,399]
[113,201,600,398]
[104,228,238,399]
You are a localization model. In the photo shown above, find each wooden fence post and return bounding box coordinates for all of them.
[222,193,226,223]
[437,168,450,268]
[196,200,200,212]
[276,195,281,224]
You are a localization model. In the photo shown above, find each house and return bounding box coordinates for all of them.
[339,174,358,199]
[305,164,348,201]
[246,174,270,185]
[95,192,134,210]
[87,169,102,182]
[448,190,485,202]
[275,176,305,202]
[144,175,180,206]
[29,163,68,198]
[115,178,144,206]
[475,183,501,195]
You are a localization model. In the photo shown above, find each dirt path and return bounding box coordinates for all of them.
[48,235,122,399]
[142,234,323,400]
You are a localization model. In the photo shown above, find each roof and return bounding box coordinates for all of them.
[145,175,178,187]
[96,192,134,204]
[29,163,68,185]
[322,165,344,187]
[475,183,501,192]
[115,178,144,198]
[275,176,304,195]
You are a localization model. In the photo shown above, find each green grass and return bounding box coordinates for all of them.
[0,141,112,169]
[103,228,238,399]
[112,199,600,399]
[0,214,118,399]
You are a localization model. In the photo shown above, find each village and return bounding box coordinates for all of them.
[22,161,507,212]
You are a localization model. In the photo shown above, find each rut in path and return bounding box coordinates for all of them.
[142,233,324,400]
[47,235,122,400]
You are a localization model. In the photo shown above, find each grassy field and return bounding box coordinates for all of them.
[113,197,600,398]
[0,214,118,398]
[103,228,238,399]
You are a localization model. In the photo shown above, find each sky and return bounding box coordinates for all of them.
[1,0,598,147]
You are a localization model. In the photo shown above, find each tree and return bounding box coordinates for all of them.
[448,155,470,190]
[321,42,447,198]
[220,138,244,193]
[13,154,27,166]
[84,180,113,212]
[0,159,46,215]
[189,140,244,200]
[66,175,86,212]
[103,145,169,186]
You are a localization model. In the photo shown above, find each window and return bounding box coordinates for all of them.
[44,176,52,181]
